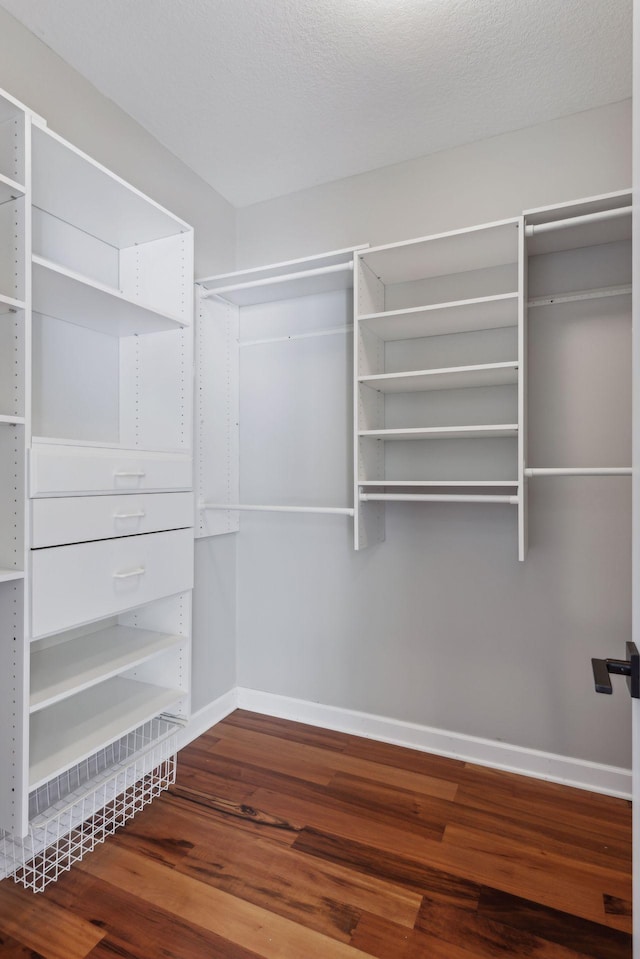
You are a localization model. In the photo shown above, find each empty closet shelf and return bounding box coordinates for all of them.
[358,480,519,487]
[32,256,188,337]
[360,492,519,504]
[30,626,184,712]
[359,361,518,393]
[29,677,183,790]
[0,568,24,582]
[357,292,519,340]
[0,292,26,314]
[0,171,25,203]
[359,425,518,440]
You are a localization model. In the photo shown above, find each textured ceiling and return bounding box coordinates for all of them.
[0,0,632,207]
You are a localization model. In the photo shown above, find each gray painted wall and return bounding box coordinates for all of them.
[0,7,238,712]
[235,100,634,769]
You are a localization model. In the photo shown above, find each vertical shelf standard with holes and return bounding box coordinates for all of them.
[354,218,527,558]
[0,85,195,893]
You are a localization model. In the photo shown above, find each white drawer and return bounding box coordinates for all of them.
[30,443,192,497]
[31,528,194,638]
[31,492,193,547]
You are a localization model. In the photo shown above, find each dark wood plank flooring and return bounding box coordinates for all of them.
[0,709,632,958]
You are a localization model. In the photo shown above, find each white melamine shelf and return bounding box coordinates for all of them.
[358,480,519,487]
[0,172,25,204]
[358,292,518,340]
[32,256,188,337]
[0,293,26,315]
[0,568,24,583]
[29,677,181,789]
[30,626,183,713]
[359,361,518,394]
[358,219,519,286]
[359,425,518,441]
[527,285,632,309]
[32,125,189,248]
[199,246,366,307]
[0,415,24,425]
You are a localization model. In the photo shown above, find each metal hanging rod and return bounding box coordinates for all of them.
[200,502,355,516]
[199,262,354,299]
[359,493,518,505]
[525,467,631,477]
[525,206,630,238]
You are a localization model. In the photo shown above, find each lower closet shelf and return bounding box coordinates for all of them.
[29,677,183,790]
[30,626,183,711]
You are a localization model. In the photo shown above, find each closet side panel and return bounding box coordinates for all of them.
[195,291,239,537]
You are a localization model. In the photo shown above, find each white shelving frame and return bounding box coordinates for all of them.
[354,217,525,554]
[0,85,195,888]
[195,247,366,537]
[522,190,632,530]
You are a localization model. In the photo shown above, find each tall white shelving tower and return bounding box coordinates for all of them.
[0,87,195,891]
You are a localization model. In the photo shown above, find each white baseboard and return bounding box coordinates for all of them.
[235,687,632,799]
[176,688,238,751]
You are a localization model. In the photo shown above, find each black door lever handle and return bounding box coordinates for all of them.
[592,642,640,698]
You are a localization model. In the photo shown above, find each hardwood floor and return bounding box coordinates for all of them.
[0,709,632,958]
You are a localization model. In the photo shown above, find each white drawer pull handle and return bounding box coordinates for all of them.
[114,471,146,478]
[113,567,146,579]
[113,511,146,520]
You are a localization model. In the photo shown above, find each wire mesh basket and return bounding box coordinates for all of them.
[0,716,179,892]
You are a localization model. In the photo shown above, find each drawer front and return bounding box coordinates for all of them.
[31,492,193,547]
[30,444,192,496]
[31,528,194,638]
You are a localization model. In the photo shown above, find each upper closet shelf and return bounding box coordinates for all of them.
[525,190,631,256]
[0,292,26,315]
[358,292,519,339]
[198,245,367,306]
[32,125,190,248]
[30,625,183,713]
[359,425,518,441]
[359,362,518,394]
[358,219,519,286]
[29,676,182,789]
[0,172,25,204]
[32,255,189,337]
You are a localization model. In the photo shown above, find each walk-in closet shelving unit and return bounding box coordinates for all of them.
[523,190,632,490]
[354,219,527,557]
[0,86,195,891]
[195,247,366,538]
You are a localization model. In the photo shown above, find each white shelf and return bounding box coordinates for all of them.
[32,125,189,248]
[359,361,518,394]
[358,219,519,286]
[359,480,519,487]
[0,172,25,205]
[32,255,188,337]
[29,677,182,789]
[528,285,631,309]
[0,292,26,315]
[359,425,518,441]
[0,414,24,425]
[358,292,518,340]
[199,246,366,306]
[30,626,183,713]
[0,568,24,583]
